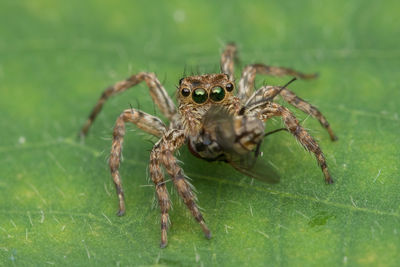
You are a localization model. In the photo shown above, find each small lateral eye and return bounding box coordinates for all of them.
[192,88,208,104]
[181,88,190,97]
[225,83,234,92]
[210,86,225,102]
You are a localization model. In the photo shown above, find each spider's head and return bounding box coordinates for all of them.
[177,73,235,106]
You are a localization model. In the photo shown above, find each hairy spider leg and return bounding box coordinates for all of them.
[238,63,317,101]
[220,43,237,80]
[109,108,167,216]
[80,72,177,137]
[149,139,172,248]
[150,130,211,248]
[259,102,333,184]
[246,85,338,141]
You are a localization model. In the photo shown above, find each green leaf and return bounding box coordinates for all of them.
[1,0,399,266]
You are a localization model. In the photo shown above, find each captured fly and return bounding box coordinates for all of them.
[188,106,280,183]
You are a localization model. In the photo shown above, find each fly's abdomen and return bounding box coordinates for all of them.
[230,115,265,154]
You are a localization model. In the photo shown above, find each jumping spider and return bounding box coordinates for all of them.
[79,43,337,248]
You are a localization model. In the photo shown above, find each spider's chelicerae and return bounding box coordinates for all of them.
[80,43,337,248]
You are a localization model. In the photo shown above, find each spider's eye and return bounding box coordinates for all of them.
[181,88,190,97]
[225,83,234,92]
[210,86,225,102]
[192,88,208,104]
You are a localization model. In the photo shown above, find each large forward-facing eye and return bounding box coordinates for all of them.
[210,86,225,102]
[192,88,208,104]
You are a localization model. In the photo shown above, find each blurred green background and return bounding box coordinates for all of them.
[1,0,399,266]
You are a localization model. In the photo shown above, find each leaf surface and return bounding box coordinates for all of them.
[0,0,399,266]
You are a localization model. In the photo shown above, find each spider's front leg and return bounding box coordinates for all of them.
[80,72,177,137]
[259,102,333,184]
[109,108,167,216]
[150,130,211,248]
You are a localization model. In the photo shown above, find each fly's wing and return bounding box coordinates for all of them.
[202,106,280,183]
[228,152,280,184]
[202,106,236,152]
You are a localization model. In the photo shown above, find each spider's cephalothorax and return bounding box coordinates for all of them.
[79,43,337,248]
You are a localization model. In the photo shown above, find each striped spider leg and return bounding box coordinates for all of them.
[245,85,338,141]
[109,108,166,217]
[79,72,178,137]
[238,63,318,101]
[150,130,211,248]
[219,43,318,101]
[248,101,334,183]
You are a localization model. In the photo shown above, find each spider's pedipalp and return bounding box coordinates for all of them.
[79,72,177,137]
[238,63,317,102]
